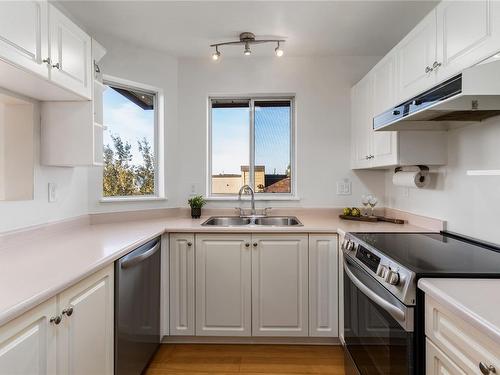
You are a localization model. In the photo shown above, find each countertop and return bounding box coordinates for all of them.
[0,211,435,327]
[418,278,500,346]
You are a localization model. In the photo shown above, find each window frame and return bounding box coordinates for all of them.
[207,95,297,200]
[100,74,165,202]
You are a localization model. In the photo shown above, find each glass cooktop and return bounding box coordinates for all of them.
[351,232,500,276]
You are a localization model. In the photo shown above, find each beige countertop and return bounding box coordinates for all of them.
[418,278,500,346]
[0,209,439,327]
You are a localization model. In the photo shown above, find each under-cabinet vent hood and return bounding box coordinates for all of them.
[374,57,500,131]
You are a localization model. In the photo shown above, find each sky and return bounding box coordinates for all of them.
[103,86,155,165]
[212,106,291,175]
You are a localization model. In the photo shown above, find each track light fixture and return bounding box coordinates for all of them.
[210,32,285,60]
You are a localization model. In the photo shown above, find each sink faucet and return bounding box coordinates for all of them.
[238,184,256,216]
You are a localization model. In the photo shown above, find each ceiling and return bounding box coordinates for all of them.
[60,0,437,58]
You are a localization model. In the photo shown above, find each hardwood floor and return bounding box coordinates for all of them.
[145,344,345,375]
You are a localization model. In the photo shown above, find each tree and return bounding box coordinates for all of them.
[136,138,155,194]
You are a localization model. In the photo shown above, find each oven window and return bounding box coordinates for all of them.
[343,259,413,375]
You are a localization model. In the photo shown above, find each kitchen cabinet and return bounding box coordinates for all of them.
[169,234,195,336]
[0,0,49,78]
[350,75,373,169]
[308,235,338,337]
[397,9,437,102]
[0,297,57,374]
[0,265,113,375]
[56,265,114,375]
[425,295,500,375]
[435,0,500,83]
[195,234,252,336]
[251,234,309,337]
[48,4,92,99]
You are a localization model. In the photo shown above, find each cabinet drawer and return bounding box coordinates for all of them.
[425,295,500,374]
[426,338,467,375]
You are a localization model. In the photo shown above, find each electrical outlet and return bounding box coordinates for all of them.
[48,183,57,202]
[336,179,352,195]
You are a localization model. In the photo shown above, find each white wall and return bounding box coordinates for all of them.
[87,34,180,213]
[177,56,385,208]
[0,99,89,233]
[386,117,500,243]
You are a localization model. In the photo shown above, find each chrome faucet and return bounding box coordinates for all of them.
[238,184,256,216]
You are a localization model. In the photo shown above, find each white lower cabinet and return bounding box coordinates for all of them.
[0,265,114,375]
[169,233,195,335]
[308,235,338,337]
[251,234,309,337]
[195,234,252,336]
[0,297,57,375]
[426,338,467,375]
[56,265,114,375]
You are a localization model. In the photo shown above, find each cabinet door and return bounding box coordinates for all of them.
[0,297,57,375]
[351,76,373,169]
[426,338,467,375]
[309,235,338,337]
[57,265,114,375]
[48,4,92,99]
[397,9,437,102]
[169,233,195,336]
[0,0,49,77]
[195,234,251,336]
[371,54,398,167]
[252,234,308,336]
[436,0,500,82]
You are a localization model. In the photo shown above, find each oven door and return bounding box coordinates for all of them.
[343,254,414,375]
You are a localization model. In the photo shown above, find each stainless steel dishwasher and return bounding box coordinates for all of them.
[115,237,161,375]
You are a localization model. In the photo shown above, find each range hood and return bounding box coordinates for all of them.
[374,57,500,131]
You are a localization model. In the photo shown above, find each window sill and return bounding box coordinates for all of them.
[206,195,300,201]
[99,196,167,203]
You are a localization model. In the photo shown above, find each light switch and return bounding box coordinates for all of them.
[48,183,57,202]
[336,179,352,195]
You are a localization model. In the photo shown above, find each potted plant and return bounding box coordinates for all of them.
[188,195,206,219]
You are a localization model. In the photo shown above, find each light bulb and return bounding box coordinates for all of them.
[275,42,284,57]
[212,51,220,61]
[244,42,251,56]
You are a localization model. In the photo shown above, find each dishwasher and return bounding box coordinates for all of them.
[115,237,161,375]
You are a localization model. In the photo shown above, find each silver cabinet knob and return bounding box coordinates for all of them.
[253,243,258,247]
[425,66,433,73]
[42,58,51,65]
[62,307,73,317]
[187,242,192,247]
[365,155,370,160]
[384,270,400,286]
[432,61,442,70]
[245,243,250,248]
[479,363,496,375]
[50,315,62,325]
[52,62,60,69]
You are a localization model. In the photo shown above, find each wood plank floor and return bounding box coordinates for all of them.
[145,344,345,375]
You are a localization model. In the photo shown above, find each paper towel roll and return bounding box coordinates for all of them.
[392,171,429,188]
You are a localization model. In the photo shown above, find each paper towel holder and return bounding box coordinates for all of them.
[394,165,429,174]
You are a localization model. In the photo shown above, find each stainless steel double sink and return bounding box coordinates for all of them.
[201,216,303,227]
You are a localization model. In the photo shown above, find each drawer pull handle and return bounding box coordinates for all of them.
[479,362,496,375]
[50,315,62,325]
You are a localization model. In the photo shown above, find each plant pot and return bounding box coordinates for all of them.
[191,207,202,219]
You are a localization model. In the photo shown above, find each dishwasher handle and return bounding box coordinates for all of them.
[121,242,160,269]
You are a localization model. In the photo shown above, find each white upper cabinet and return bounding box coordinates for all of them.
[0,297,57,375]
[195,234,252,336]
[251,234,309,337]
[0,0,49,78]
[48,5,92,99]
[397,9,437,102]
[435,0,500,82]
[350,75,373,169]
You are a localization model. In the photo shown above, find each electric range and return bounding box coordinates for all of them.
[340,231,500,375]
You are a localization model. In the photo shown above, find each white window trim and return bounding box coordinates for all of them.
[100,74,165,202]
[207,94,298,200]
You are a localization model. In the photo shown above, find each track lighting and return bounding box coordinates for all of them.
[210,32,285,60]
[212,46,220,61]
[275,41,284,57]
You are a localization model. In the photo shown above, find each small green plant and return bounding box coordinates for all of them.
[188,195,206,209]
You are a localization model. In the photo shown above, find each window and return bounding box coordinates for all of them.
[209,97,294,197]
[102,78,161,199]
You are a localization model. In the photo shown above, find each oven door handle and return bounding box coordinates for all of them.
[344,257,408,325]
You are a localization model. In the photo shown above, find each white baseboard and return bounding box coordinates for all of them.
[161,336,340,345]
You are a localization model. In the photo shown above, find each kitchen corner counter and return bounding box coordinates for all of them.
[418,278,500,345]
[0,210,438,327]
